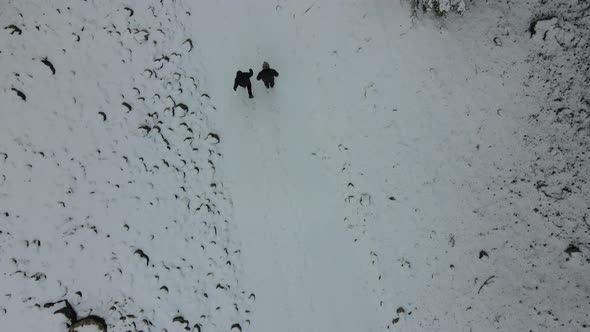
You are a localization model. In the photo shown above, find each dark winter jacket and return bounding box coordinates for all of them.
[234,69,253,89]
[256,68,279,84]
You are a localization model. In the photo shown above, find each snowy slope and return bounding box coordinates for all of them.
[1,0,589,331]
[1,1,253,331]
[173,0,590,330]
[187,0,547,330]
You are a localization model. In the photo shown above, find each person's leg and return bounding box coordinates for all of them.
[270,81,274,88]
[247,83,253,98]
[265,81,270,88]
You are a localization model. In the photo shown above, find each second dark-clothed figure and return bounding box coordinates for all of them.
[256,62,279,89]
[234,69,254,98]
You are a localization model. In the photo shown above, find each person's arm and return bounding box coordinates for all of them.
[256,71,262,80]
[233,78,238,91]
[273,69,279,77]
[248,69,253,77]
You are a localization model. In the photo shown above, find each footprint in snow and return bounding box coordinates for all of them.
[4,25,22,35]
[11,88,26,101]
[41,58,55,74]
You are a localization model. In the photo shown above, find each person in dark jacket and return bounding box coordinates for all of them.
[256,62,279,89]
[234,69,254,98]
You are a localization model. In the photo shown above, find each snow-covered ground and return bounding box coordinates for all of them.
[1,0,588,331]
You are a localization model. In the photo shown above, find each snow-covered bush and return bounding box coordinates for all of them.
[412,0,466,15]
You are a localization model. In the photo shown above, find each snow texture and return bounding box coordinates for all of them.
[1,0,589,331]
[413,0,466,15]
[1,1,252,331]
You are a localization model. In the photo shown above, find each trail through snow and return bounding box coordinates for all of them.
[188,1,380,330]
[188,0,532,330]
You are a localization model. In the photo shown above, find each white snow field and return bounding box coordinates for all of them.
[1,0,588,331]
